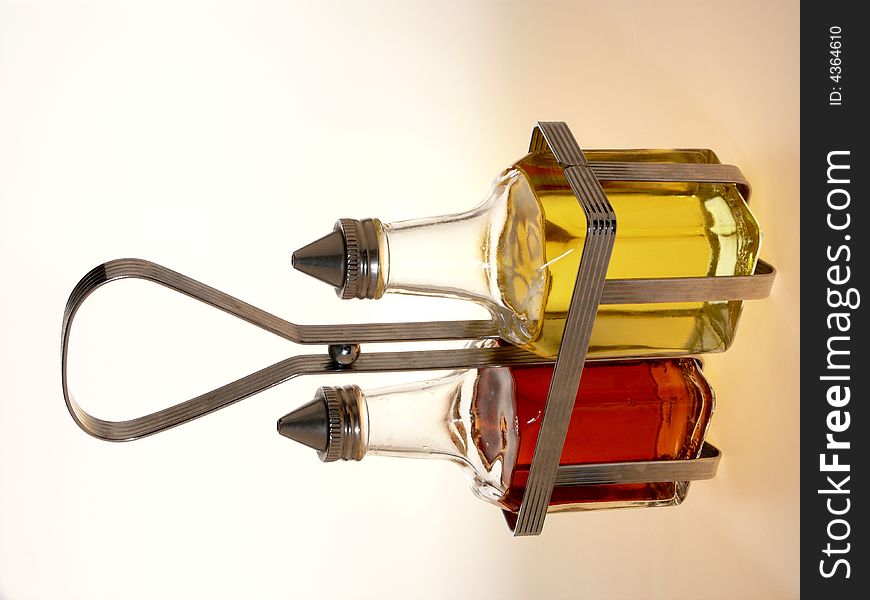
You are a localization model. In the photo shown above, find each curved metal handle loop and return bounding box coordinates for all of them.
[59,259,331,441]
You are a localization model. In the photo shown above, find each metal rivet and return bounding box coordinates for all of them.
[328,343,360,367]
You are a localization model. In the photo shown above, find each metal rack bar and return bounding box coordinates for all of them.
[589,161,751,199]
[553,441,721,487]
[511,122,616,536]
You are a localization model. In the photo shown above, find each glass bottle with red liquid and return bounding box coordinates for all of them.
[277,358,714,514]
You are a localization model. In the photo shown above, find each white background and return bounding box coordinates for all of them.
[1,1,800,598]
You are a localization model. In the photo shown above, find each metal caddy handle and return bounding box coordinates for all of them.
[60,122,775,536]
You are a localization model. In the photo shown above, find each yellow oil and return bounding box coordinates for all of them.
[496,149,761,359]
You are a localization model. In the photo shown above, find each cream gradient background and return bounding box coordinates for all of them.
[0,1,799,598]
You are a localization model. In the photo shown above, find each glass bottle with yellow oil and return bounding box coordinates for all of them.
[292,148,762,359]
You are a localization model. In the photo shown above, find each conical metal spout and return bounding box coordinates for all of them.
[277,386,366,462]
[277,397,329,453]
[291,230,347,289]
[291,218,383,300]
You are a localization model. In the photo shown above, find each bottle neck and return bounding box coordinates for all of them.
[358,369,516,505]
[381,207,495,303]
[377,165,542,348]
[362,371,477,459]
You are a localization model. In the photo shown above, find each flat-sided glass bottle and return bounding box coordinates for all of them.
[293,149,762,359]
[277,358,715,513]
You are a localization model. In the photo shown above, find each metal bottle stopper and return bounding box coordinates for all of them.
[292,218,383,300]
[277,385,365,462]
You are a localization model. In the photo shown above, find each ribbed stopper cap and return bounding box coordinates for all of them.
[277,386,365,462]
[292,218,382,299]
